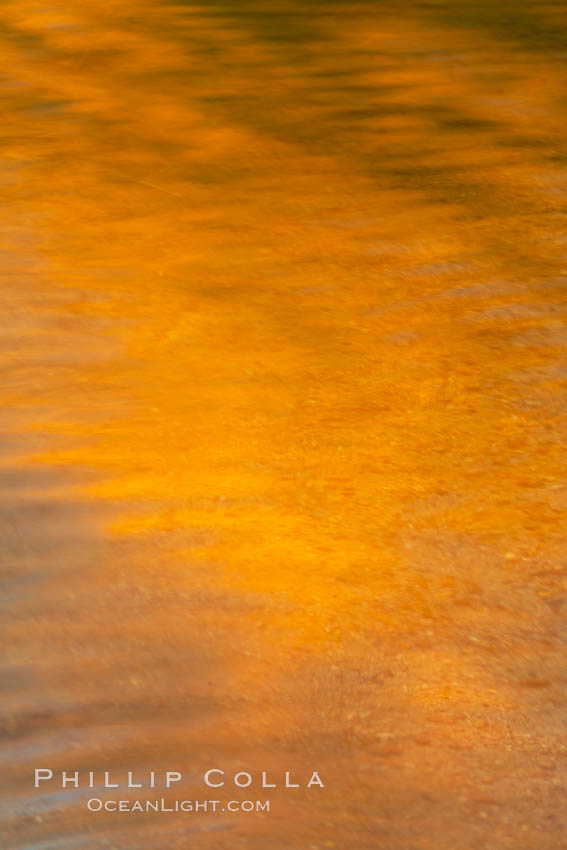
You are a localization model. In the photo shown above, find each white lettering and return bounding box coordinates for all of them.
[204,769,224,787]
[62,771,79,788]
[307,771,325,788]
[34,769,53,787]
[127,772,142,788]
[261,771,276,788]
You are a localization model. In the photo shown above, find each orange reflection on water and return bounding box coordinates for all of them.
[2,1,567,847]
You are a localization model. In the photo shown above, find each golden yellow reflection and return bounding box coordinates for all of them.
[2,0,567,846]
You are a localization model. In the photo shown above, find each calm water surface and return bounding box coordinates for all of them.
[1,1,567,848]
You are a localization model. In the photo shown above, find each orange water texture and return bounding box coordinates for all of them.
[1,1,567,848]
